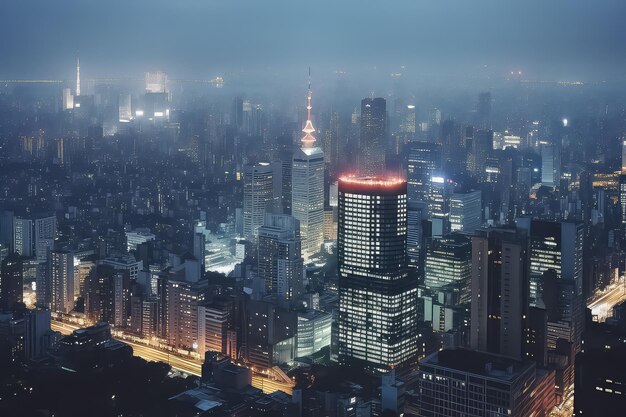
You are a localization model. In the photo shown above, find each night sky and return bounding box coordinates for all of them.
[1,0,625,81]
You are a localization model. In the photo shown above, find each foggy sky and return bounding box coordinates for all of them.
[1,0,625,82]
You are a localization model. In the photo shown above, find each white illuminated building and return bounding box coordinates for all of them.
[144,71,168,93]
[292,76,325,261]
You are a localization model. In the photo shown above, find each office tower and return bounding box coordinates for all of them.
[418,349,556,417]
[167,278,206,350]
[257,213,304,300]
[245,298,297,368]
[13,214,56,260]
[476,92,491,129]
[101,256,143,281]
[518,219,584,353]
[428,173,452,236]
[243,162,274,241]
[292,81,324,260]
[49,250,75,314]
[62,87,74,110]
[424,234,472,299]
[324,111,340,177]
[144,71,168,93]
[24,309,52,360]
[337,177,418,372]
[140,299,159,338]
[406,203,427,268]
[471,228,528,359]
[622,139,626,174]
[407,141,442,209]
[197,297,233,355]
[359,98,387,176]
[280,152,293,215]
[620,174,626,227]
[574,323,626,417]
[118,93,131,122]
[541,143,560,187]
[470,130,493,181]
[0,253,23,310]
[449,189,482,233]
[296,310,332,357]
[75,57,80,97]
[125,229,156,253]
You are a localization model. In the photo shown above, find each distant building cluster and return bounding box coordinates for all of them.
[1,62,626,416]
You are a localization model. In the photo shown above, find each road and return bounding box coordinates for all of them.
[50,320,293,394]
[588,279,626,322]
[51,321,202,375]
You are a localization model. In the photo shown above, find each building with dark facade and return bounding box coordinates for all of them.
[359,98,387,176]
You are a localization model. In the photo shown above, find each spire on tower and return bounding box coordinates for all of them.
[301,68,316,148]
[76,56,81,97]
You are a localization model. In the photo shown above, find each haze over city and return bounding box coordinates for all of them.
[1,2,626,417]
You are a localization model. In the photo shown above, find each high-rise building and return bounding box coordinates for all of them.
[471,228,528,360]
[245,298,297,369]
[470,130,493,181]
[75,57,81,97]
[449,189,482,233]
[337,176,418,372]
[243,162,274,241]
[574,323,626,417]
[541,143,560,187]
[476,92,492,129]
[125,229,156,253]
[167,278,207,351]
[424,234,472,300]
[407,141,442,209]
[49,250,75,314]
[0,253,23,311]
[24,309,53,360]
[292,80,324,260]
[144,71,168,93]
[197,297,233,356]
[62,88,74,110]
[621,139,626,174]
[257,213,304,300]
[620,174,626,227]
[518,219,585,353]
[418,349,556,417]
[359,98,387,176]
[13,214,56,261]
[118,93,132,123]
[296,310,332,357]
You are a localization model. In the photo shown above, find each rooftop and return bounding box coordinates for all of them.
[420,349,534,382]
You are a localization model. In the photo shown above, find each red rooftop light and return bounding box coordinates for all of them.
[339,176,406,187]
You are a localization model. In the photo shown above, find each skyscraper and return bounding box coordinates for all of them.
[337,176,418,372]
[470,130,493,181]
[518,219,585,353]
[292,78,324,260]
[144,71,168,93]
[470,228,528,360]
[13,214,56,260]
[50,250,75,314]
[257,213,304,300]
[541,143,560,187]
[407,141,442,208]
[0,253,23,311]
[449,189,482,233]
[75,57,81,97]
[418,349,556,417]
[424,234,472,298]
[359,98,387,176]
[243,162,274,242]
